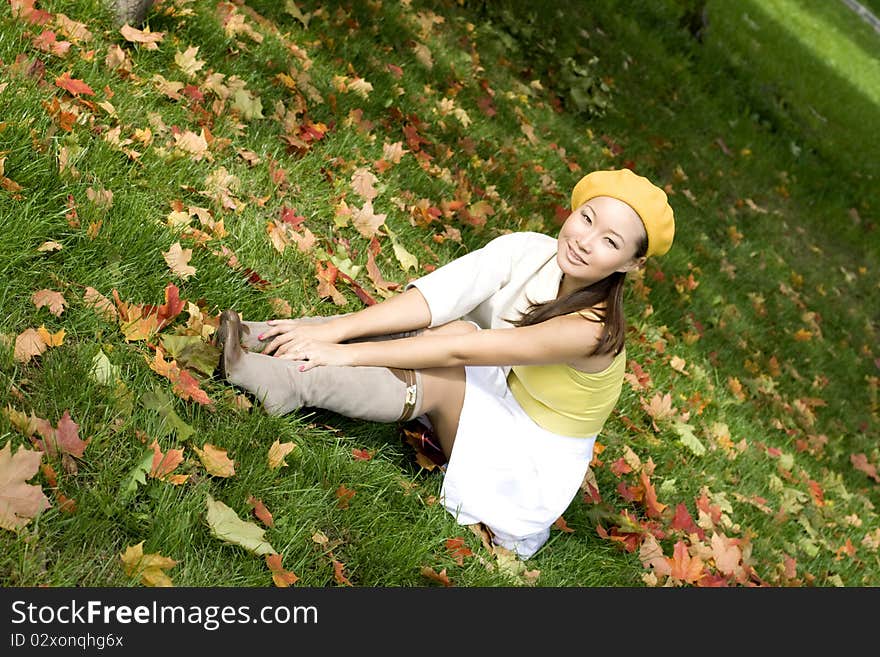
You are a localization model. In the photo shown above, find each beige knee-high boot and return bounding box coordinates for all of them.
[238,314,423,354]
[218,311,423,422]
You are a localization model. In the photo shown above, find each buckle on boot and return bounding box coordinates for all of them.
[398,384,419,422]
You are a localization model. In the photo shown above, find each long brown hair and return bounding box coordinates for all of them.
[507,233,648,357]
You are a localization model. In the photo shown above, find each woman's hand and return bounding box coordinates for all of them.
[274,338,352,372]
[257,319,343,357]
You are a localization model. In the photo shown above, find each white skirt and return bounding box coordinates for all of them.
[440,364,597,559]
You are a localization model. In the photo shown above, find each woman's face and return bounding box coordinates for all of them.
[556,195,647,287]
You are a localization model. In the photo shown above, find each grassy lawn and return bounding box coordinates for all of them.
[1,0,878,587]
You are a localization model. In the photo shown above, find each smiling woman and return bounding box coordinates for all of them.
[218,168,676,560]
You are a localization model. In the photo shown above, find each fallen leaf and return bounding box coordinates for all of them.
[174,45,205,78]
[55,71,94,96]
[120,541,177,587]
[333,560,352,586]
[120,24,164,49]
[420,566,452,586]
[247,495,274,527]
[335,485,356,510]
[639,534,672,577]
[266,553,299,587]
[148,440,187,484]
[267,439,296,469]
[0,441,51,530]
[193,443,235,477]
[205,495,276,555]
[351,200,387,238]
[37,325,65,347]
[163,242,196,280]
[13,328,47,363]
[668,540,705,584]
[83,286,118,321]
[445,537,474,565]
[31,410,90,459]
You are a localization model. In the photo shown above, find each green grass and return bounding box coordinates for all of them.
[1,0,878,588]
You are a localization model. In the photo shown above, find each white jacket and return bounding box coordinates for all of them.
[406,231,563,330]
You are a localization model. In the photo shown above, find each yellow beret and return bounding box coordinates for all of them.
[570,168,675,257]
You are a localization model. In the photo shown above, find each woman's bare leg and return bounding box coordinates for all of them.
[413,320,478,460]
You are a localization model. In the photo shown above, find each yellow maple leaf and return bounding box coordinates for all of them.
[267,439,296,470]
[120,542,177,587]
[193,443,235,477]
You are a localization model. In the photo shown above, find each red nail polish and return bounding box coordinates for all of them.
[299,365,305,372]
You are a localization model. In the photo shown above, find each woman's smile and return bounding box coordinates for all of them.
[566,242,587,266]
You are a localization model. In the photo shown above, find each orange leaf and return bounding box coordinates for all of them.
[247,495,274,527]
[332,560,352,586]
[351,448,373,461]
[37,325,65,347]
[83,287,118,321]
[55,71,94,96]
[148,440,186,482]
[335,485,356,510]
[668,541,705,584]
[640,471,668,519]
[553,516,575,533]
[266,553,298,587]
[445,537,473,565]
[119,24,164,49]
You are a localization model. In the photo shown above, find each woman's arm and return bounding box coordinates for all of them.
[260,287,432,355]
[287,314,603,371]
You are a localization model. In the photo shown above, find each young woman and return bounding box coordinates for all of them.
[218,168,675,559]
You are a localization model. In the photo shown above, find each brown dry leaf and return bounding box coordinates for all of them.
[13,329,47,363]
[640,391,677,430]
[350,167,379,201]
[420,566,453,586]
[351,200,387,238]
[37,241,63,252]
[83,286,118,321]
[267,439,296,470]
[163,242,196,280]
[31,289,67,316]
[120,541,177,587]
[120,24,165,50]
[269,297,292,316]
[381,141,408,164]
[0,441,52,531]
[192,443,235,478]
[173,129,209,160]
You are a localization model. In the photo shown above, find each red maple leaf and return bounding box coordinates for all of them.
[55,72,94,97]
[30,410,90,458]
[671,503,704,539]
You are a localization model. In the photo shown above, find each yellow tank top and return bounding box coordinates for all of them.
[507,347,626,438]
